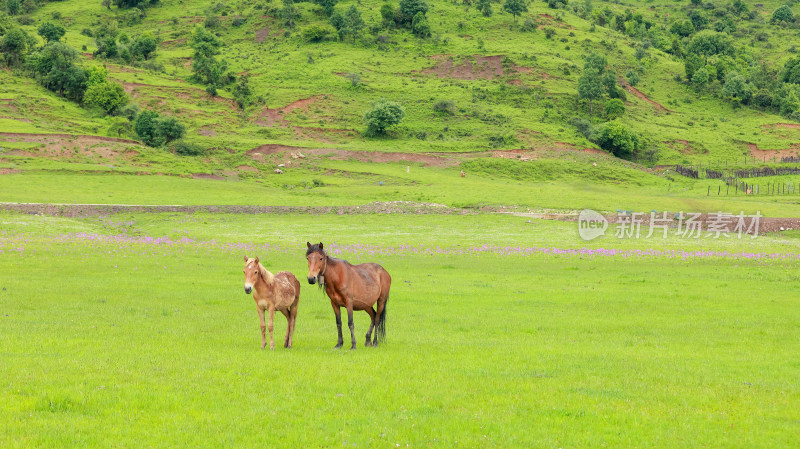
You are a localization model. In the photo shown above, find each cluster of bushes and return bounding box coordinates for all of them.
[90,18,159,66]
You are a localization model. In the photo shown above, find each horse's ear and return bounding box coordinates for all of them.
[244,255,249,262]
[307,241,311,248]
[254,257,260,265]
[319,242,323,250]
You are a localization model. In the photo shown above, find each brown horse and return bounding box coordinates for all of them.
[306,242,391,349]
[243,256,300,350]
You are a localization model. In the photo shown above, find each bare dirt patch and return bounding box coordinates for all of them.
[255,27,270,43]
[198,126,217,137]
[747,142,800,160]
[491,144,606,161]
[255,96,323,126]
[0,168,21,175]
[191,173,225,180]
[418,54,506,80]
[764,123,800,130]
[237,165,259,173]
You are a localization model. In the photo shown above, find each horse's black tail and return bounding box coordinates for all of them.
[376,295,387,343]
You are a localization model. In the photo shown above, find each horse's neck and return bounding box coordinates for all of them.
[255,264,275,292]
[322,256,339,285]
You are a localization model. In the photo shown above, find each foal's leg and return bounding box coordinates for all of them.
[257,307,267,349]
[364,307,376,347]
[332,304,344,349]
[268,306,276,350]
[346,304,356,350]
[287,302,298,348]
[280,309,290,348]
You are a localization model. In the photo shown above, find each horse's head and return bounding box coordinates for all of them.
[306,242,326,285]
[243,255,260,294]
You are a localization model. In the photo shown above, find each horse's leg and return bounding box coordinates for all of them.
[287,305,296,348]
[257,307,267,349]
[288,297,299,348]
[331,303,343,349]
[364,307,376,347]
[268,306,276,350]
[374,293,388,346]
[346,304,356,350]
[280,309,290,348]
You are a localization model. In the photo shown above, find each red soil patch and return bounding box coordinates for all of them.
[0,116,31,122]
[255,27,270,43]
[491,144,606,161]
[236,165,259,172]
[191,173,225,180]
[198,126,217,137]
[746,142,800,160]
[764,122,800,130]
[618,78,674,113]
[419,54,506,80]
[0,168,21,175]
[182,16,204,24]
[255,96,323,126]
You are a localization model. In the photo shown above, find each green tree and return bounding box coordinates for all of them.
[135,109,164,146]
[29,42,88,100]
[783,57,800,85]
[625,69,639,86]
[113,0,154,8]
[503,0,527,24]
[21,0,36,14]
[779,87,800,117]
[107,116,132,138]
[477,0,492,17]
[102,0,112,10]
[6,0,20,15]
[155,116,185,143]
[380,4,396,28]
[669,20,694,37]
[684,53,704,80]
[398,0,428,27]
[604,98,625,119]
[771,5,794,24]
[364,100,405,137]
[314,0,338,16]
[411,11,430,37]
[687,30,734,63]
[190,27,229,89]
[131,33,157,60]
[691,67,710,88]
[84,81,127,114]
[279,0,300,28]
[342,5,365,42]
[594,120,640,158]
[722,72,753,105]
[577,53,607,116]
[233,75,253,110]
[37,22,66,43]
[1,27,29,66]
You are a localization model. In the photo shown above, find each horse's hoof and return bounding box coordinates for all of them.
[350,345,357,350]
[334,343,343,349]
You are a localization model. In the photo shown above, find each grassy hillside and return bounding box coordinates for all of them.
[3,0,800,212]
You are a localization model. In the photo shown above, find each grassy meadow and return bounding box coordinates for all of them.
[2,211,800,447]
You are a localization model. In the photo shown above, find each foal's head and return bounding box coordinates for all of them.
[242,256,261,294]
[306,242,326,285]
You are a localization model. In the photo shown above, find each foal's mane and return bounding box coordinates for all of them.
[248,258,274,285]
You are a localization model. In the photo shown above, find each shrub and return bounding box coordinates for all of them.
[171,140,205,156]
[364,100,405,137]
[771,5,794,24]
[301,24,332,42]
[594,120,640,158]
[604,98,625,119]
[83,81,127,114]
[433,100,455,115]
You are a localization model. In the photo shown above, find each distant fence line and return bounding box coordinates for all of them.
[669,164,800,196]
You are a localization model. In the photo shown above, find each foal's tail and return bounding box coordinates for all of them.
[376,294,388,343]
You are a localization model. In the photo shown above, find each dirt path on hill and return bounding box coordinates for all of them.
[618,78,674,113]
[746,143,800,160]
[245,145,458,166]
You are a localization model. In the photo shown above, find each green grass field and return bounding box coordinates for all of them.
[1,212,799,447]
